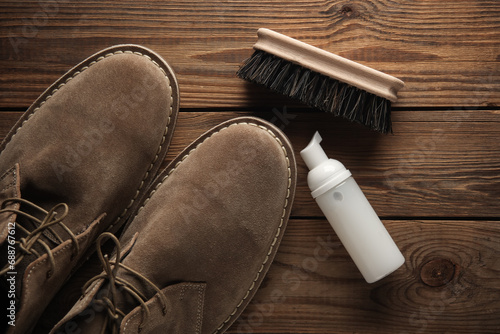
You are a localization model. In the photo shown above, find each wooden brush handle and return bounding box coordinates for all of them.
[254,28,404,102]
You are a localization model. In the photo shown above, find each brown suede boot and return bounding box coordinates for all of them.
[0,45,179,334]
[50,117,297,334]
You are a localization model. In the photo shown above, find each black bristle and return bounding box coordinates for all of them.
[237,50,392,133]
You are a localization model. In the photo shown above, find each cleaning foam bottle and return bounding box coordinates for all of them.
[301,132,405,283]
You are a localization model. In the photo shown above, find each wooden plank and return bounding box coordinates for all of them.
[168,111,500,218]
[227,218,500,333]
[1,109,499,218]
[32,217,500,332]
[0,0,498,109]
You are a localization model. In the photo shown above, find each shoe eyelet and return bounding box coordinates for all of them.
[46,270,53,279]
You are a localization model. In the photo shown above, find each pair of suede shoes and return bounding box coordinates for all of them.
[0,45,297,334]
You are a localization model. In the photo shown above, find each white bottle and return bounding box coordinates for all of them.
[300,132,405,283]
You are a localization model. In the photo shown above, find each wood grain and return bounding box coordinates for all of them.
[33,218,500,333]
[227,219,500,333]
[1,109,499,218]
[0,0,498,109]
[166,110,500,218]
[169,110,500,218]
[0,1,499,333]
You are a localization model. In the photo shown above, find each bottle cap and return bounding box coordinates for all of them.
[300,132,352,198]
[300,132,329,170]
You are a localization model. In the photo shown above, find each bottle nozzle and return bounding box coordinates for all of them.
[300,131,329,170]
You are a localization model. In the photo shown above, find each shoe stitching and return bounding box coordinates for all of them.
[121,287,168,333]
[196,284,204,334]
[178,283,204,333]
[3,48,174,232]
[0,165,17,193]
[53,269,103,331]
[121,301,140,333]
[0,167,18,242]
[134,121,292,333]
[122,283,205,333]
[0,210,15,242]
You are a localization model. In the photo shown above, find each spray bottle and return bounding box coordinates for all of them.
[300,132,404,283]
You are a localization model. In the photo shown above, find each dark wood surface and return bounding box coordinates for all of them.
[1,1,499,333]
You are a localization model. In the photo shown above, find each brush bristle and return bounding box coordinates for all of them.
[237,50,392,133]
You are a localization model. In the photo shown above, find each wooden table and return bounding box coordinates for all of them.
[1,1,499,333]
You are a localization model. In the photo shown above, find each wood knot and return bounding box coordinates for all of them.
[420,258,456,287]
[339,5,355,17]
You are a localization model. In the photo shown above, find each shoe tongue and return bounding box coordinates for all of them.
[96,233,157,324]
[52,234,141,333]
[109,233,153,315]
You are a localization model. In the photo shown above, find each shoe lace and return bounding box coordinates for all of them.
[83,232,168,334]
[0,198,76,278]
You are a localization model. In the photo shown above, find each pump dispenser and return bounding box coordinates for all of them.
[301,132,405,283]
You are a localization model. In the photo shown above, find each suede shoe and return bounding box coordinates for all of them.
[0,44,179,334]
[51,117,297,334]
